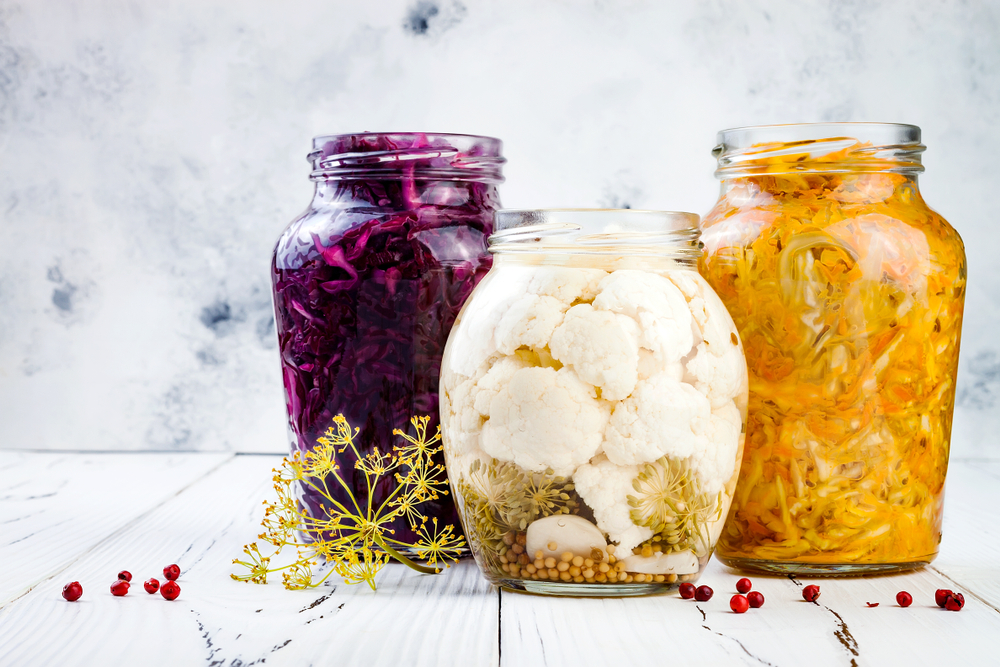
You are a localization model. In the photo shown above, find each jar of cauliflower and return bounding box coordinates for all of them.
[439,209,749,596]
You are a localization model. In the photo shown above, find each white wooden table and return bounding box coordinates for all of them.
[1,451,998,666]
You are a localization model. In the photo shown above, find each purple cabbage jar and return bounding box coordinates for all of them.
[271,132,504,549]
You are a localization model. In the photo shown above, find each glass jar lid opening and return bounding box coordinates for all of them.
[489,209,702,261]
[310,132,505,183]
[714,122,925,178]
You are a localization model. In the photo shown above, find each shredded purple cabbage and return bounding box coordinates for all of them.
[271,133,502,547]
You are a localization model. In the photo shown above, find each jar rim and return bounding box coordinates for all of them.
[713,122,925,178]
[309,132,505,183]
[489,209,703,262]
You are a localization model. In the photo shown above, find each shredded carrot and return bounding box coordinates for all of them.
[701,141,966,566]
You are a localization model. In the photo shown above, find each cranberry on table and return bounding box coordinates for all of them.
[736,578,752,594]
[117,570,132,582]
[160,581,180,601]
[163,564,181,581]
[935,589,953,608]
[747,591,765,608]
[730,594,749,613]
[143,578,160,594]
[110,580,130,597]
[678,582,696,599]
[695,585,714,602]
[896,591,913,607]
[802,584,821,602]
[62,582,83,602]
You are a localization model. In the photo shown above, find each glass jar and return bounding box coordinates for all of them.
[440,209,749,596]
[701,123,966,574]
[271,132,504,550]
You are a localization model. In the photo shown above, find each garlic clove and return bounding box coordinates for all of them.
[618,549,699,575]
[525,514,608,561]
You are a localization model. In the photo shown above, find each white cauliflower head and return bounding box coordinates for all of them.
[549,304,640,401]
[573,454,653,555]
[604,372,712,466]
[684,341,747,409]
[440,356,498,458]
[493,293,568,355]
[473,355,534,417]
[480,367,611,476]
[528,267,608,305]
[667,270,743,361]
[446,270,532,376]
[592,270,695,364]
[688,400,743,494]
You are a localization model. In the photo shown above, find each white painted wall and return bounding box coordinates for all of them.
[1,0,997,453]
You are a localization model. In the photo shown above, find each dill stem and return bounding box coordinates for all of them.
[373,532,441,575]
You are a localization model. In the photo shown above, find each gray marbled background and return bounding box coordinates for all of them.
[1,0,997,454]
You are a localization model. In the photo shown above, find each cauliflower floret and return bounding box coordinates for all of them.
[441,356,499,457]
[593,270,695,364]
[667,270,742,358]
[685,341,747,409]
[574,454,653,555]
[638,349,682,382]
[473,355,534,416]
[663,269,702,301]
[688,400,743,494]
[549,304,640,401]
[480,367,611,476]
[528,267,608,304]
[446,445,492,482]
[447,271,533,376]
[493,294,568,355]
[441,374,482,457]
[604,373,712,466]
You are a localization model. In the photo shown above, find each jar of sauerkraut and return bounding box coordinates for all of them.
[701,123,966,574]
[440,209,749,596]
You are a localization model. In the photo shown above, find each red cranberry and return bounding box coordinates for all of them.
[802,584,821,602]
[935,589,953,608]
[160,580,180,601]
[62,581,83,602]
[679,582,696,599]
[945,592,965,611]
[144,578,160,594]
[163,564,181,581]
[695,585,714,602]
[866,602,879,607]
[735,577,752,594]
[747,591,765,608]
[730,594,749,613]
[117,570,132,582]
[110,580,130,597]
[896,591,913,607]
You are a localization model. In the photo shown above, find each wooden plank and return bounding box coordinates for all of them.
[500,457,1000,666]
[0,455,499,667]
[0,451,231,606]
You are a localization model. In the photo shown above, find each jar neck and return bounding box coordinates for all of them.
[492,252,699,272]
[714,123,925,179]
[489,209,703,269]
[309,132,505,183]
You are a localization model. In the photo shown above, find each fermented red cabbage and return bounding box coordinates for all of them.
[271,133,504,548]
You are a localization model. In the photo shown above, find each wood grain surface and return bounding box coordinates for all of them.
[1,452,997,666]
